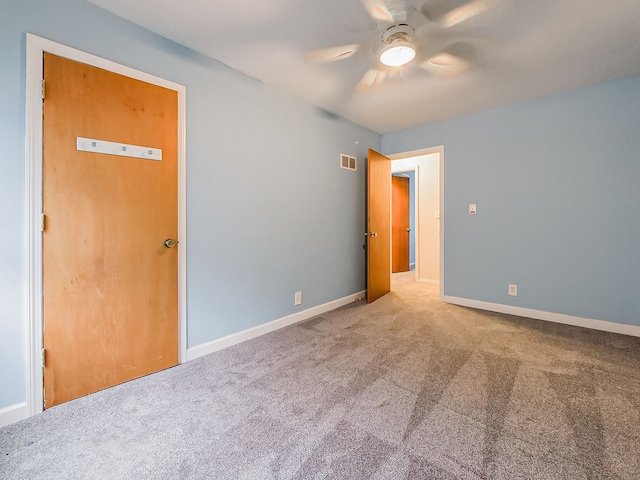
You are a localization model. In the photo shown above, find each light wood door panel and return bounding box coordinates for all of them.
[392,176,410,273]
[366,149,391,303]
[43,53,178,407]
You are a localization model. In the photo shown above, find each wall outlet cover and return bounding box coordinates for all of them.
[508,284,518,296]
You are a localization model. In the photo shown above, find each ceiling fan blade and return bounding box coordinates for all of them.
[356,68,387,92]
[420,51,470,77]
[442,0,501,27]
[303,44,360,63]
[359,0,394,22]
[422,0,501,28]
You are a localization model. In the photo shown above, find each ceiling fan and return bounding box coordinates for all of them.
[304,0,503,91]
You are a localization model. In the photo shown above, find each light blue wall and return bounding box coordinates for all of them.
[383,75,640,326]
[0,0,379,409]
[392,172,416,265]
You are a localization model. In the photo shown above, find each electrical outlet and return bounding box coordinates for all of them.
[508,284,518,296]
[294,291,302,306]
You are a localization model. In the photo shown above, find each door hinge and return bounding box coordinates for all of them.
[41,79,45,100]
[40,213,46,232]
[42,348,46,369]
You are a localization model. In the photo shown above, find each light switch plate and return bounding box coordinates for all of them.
[469,204,477,215]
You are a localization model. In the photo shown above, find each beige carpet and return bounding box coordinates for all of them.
[1,272,639,479]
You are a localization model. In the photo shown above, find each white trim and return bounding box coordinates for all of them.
[0,403,28,428]
[187,291,366,361]
[25,34,188,419]
[419,279,440,285]
[443,295,640,337]
[25,34,45,417]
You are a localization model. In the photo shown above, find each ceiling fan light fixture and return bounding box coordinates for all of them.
[380,42,416,67]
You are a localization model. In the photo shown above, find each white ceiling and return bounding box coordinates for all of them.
[86,0,640,134]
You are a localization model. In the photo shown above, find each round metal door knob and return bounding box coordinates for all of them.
[164,239,177,248]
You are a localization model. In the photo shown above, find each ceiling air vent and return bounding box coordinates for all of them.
[340,154,357,171]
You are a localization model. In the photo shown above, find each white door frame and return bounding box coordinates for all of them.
[24,34,188,417]
[389,146,444,300]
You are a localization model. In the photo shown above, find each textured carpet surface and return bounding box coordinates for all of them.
[2,273,640,479]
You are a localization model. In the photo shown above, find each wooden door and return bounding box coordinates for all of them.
[42,53,179,407]
[392,176,410,273]
[366,149,391,303]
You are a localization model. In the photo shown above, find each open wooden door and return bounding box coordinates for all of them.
[392,175,410,273]
[366,149,391,303]
[42,53,179,407]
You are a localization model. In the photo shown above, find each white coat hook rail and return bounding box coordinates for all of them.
[76,137,162,161]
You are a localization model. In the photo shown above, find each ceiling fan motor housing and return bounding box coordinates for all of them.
[382,24,415,45]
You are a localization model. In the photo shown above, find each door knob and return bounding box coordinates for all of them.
[164,239,177,248]
[406,228,411,232]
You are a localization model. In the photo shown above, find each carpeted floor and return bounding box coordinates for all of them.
[2,272,640,479]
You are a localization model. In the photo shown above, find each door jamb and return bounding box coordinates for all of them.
[24,33,188,417]
[389,146,444,301]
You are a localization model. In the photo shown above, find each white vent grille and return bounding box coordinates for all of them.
[340,154,357,171]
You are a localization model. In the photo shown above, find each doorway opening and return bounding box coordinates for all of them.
[389,147,443,299]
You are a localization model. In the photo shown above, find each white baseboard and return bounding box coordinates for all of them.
[419,278,440,285]
[0,402,28,428]
[187,290,366,361]
[443,295,640,337]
